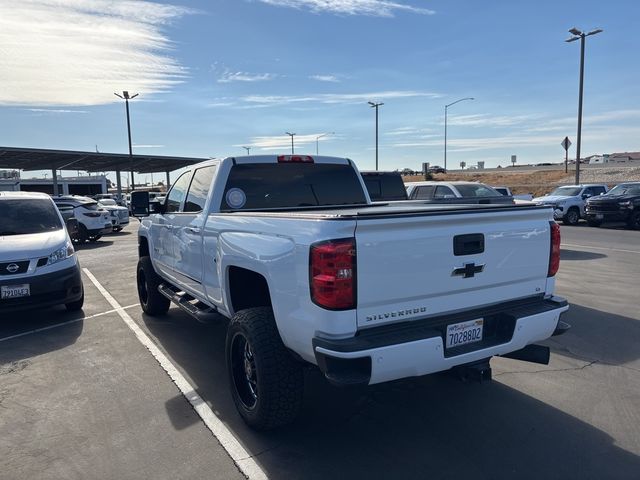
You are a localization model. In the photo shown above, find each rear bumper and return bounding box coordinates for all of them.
[86,224,113,236]
[0,265,83,313]
[313,296,569,386]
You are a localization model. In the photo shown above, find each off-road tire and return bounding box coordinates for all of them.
[136,256,170,316]
[627,211,640,230]
[226,307,304,430]
[563,207,580,225]
[65,290,84,311]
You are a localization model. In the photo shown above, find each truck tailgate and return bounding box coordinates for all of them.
[354,207,552,328]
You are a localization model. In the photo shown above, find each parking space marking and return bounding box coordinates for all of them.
[0,304,139,343]
[562,243,640,254]
[83,268,267,480]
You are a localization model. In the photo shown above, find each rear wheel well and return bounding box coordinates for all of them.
[139,236,150,258]
[228,267,271,312]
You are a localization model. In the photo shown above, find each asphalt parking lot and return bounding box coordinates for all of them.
[1,222,639,480]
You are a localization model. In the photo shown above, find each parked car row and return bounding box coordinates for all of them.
[532,182,640,229]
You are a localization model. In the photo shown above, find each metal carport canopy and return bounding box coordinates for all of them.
[0,146,205,173]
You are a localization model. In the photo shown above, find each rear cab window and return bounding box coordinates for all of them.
[221,163,367,211]
[362,173,408,201]
[0,199,63,235]
[454,184,500,197]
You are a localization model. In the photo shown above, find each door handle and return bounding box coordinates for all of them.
[161,224,172,229]
[186,227,201,234]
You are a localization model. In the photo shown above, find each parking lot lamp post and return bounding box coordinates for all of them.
[368,102,383,170]
[114,91,139,190]
[566,27,602,185]
[444,97,474,172]
[286,132,296,154]
[243,146,251,155]
[315,132,335,155]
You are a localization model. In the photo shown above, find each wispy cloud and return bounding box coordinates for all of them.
[25,108,89,114]
[235,133,335,150]
[446,114,536,128]
[133,144,165,148]
[217,69,277,83]
[254,0,435,17]
[0,0,193,106]
[239,90,441,106]
[310,74,341,83]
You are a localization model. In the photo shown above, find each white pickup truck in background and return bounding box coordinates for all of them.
[132,155,569,430]
[493,186,534,202]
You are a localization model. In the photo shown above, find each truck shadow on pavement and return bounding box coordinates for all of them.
[546,303,640,367]
[560,248,607,261]
[142,311,640,480]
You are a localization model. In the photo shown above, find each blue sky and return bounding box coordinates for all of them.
[1,0,639,184]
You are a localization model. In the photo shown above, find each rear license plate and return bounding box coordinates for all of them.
[446,318,484,349]
[595,214,604,220]
[1,284,30,299]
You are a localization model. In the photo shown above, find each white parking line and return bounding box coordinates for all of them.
[561,243,640,254]
[83,268,267,480]
[0,304,139,343]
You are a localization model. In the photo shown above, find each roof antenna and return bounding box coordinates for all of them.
[95,144,99,153]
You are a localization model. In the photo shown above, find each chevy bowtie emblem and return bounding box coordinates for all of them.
[452,262,485,278]
[6,263,19,273]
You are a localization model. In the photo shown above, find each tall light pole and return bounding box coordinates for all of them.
[285,132,296,154]
[368,102,383,170]
[444,97,474,171]
[242,146,251,155]
[114,91,138,190]
[566,27,602,185]
[316,132,335,155]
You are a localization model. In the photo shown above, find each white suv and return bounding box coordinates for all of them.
[0,192,84,312]
[533,184,608,225]
[53,195,113,243]
[97,199,130,232]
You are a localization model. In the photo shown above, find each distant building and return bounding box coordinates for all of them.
[0,175,107,195]
[609,152,640,163]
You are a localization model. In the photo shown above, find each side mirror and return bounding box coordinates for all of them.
[131,191,151,217]
[582,193,591,199]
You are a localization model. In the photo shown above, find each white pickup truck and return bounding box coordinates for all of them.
[133,155,569,429]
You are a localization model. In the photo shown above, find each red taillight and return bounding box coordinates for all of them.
[548,221,561,277]
[310,238,356,310]
[277,155,314,163]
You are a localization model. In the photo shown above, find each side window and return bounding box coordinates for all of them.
[166,172,193,213]
[184,165,217,213]
[592,186,605,195]
[434,186,455,198]
[413,185,435,200]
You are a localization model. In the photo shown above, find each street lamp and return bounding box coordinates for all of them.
[566,27,602,184]
[368,102,383,170]
[285,132,296,154]
[444,97,474,171]
[315,132,335,155]
[242,146,251,155]
[114,91,139,190]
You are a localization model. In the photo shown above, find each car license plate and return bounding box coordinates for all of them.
[595,214,603,220]
[1,284,30,299]
[446,318,484,349]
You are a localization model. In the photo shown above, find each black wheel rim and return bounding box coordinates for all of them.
[137,269,149,305]
[230,333,258,410]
